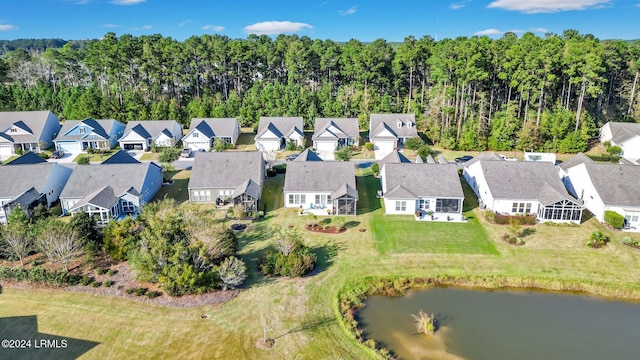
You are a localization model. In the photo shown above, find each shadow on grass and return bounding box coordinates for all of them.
[356,175,381,215]
[520,227,536,237]
[274,317,335,339]
[344,220,360,229]
[237,222,277,289]
[306,242,342,277]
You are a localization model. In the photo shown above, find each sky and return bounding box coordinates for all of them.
[1,0,640,42]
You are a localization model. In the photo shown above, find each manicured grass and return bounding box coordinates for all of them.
[1,170,640,359]
[139,152,158,161]
[233,128,257,152]
[151,170,191,204]
[1,155,19,164]
[73,152,115,163]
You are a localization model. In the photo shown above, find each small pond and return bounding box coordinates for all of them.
[357,287,640,360]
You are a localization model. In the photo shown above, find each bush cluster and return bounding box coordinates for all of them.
[604,211,625,229]
[586,231,608,248]
[500,233,525,246]
[0,266,82,286]
[272,164,287,174]
[587,154,622,163]
[486,212,536,225]
[621,236,640,248]
[76,155,90,165]
[260,229,317,277]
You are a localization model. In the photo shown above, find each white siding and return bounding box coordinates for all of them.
[256,139,280,152]
[315,140,336,160]
[620,136,640,159]
[373,140,396,160]
[565,163,606,221]
[284,192,333,211]
[0,144,13,160]
[383,198,416,215]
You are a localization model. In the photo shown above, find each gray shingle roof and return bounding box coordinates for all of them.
[377,150,411,166]
[70,185,119,211]
[463,152,502,168]
[369,113,418,140]
[559,152,593,171]
[0,163,58,198]
[186,118,238,139]
[383,163,463,199]
[233,179,262,200]
[582,162,640,206]
[0,111,58,143]
[312,118,359,140]
[478,161,577,205]
[56,119,121,141]
[101,150,140,164]
[605,121,640,144]
[256,117,304,139]
[5,152,47,165]
[294,148,323,162]
[283,161,357,199]
[123,120,180,140]
[60,163,157,198]
[188,151,264,190]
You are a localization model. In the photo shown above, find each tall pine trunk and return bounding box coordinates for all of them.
[629,71,639,115]
[575,81,586,131]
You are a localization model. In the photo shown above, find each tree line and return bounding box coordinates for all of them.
[0,30,639,152]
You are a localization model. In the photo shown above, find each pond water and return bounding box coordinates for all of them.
[357,287,640,360]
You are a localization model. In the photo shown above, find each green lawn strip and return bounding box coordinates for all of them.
[139,153,158,161]
[260,174,285,212]
[73,152,115,163]
[151,170,191,204]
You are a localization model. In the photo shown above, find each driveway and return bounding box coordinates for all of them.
[48,152,78,164]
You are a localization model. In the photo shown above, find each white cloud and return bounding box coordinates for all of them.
[74,0,94,4]
[103,23,119,28]
[530,27,548,33]
[111,0,146,5]
[179,20,192,27]
[131,25,152,30]
[451,1,471,10]
[487,0,611,13]
[339,6,357,15]
[243,21,313,35]
[142,25,152,29]
[474,28,503,36]
[506,29,524,33]
[0,24,17,31]
[202,25,225,32]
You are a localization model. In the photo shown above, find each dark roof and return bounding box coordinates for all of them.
[582,162,640,206]
[293,148,323,162]
[5,187,41,208]
[383,163,464,199]
[101,150,141,164]
[60,162,158,199]
[477,160,577,205]
[255,117,304,139]
[0,111,57,144]
[283,161,357,199]
[605,121,640,144]
[377,150,411,165]
[70,185,119,211]
[123,120,180,140]
[56,119,121,141]
[188,152,264,190]
[187,118,239,139]
[369,113,418,140]
[559,152,593,171]
[5,151,47,165]
[312,118,359,140]
[0,163,58,198]
[233,179,262,200]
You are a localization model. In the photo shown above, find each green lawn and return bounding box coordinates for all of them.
[1,168,640,359]
[151,170,191,204]
[139,152,158,161]
[73,151,115,163]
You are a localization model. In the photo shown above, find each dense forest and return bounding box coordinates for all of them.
[0,31,639,153]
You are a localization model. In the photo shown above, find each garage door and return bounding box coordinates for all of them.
[56,142,82,153]
[316,142,335,160]
[122,143,145,150]
[0,144,13,160]
[185,141,209,151]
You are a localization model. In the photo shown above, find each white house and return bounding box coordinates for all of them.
[182,118,241,151]
[60,160,162,226]
[0,111,61,160]
[119,120,183,151]
[255,117,304,152]
[54,119,125,153]
[283,161,358,216]
[600,121,640,163]
[369,114,418,160]
[463,159,583,223]
[562,154,640,231]
[0,159,73,223]
[381,163,464,221]
[312,118,359,160]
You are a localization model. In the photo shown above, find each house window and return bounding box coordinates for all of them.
[218,190,232,200]
[193,132,199,138]
[288,194,306,205]
[79,127,86,134]
[395,201,406,211]
[10,128,16,133]
[397,121,402,128]
[193,190,211,202]
[122,200,135,213]
[436,198,460,213]
[315,194,329,205]
[418,199,430,210]
[511,202,532,214]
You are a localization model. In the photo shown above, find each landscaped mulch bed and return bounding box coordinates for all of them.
[305,224,346,234]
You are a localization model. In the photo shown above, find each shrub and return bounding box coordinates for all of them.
[266,168,276,177]
[273,163,287,174]
[417,145,434,161]
[77,155,90,165]
[215,256,247,290]
[621,236,640,248]
[91,281,102,288]
[404,136,425,150]
[370,162,379,175]
[104,280,114,287]
[489,212,536,225]
[364,142,374,151]
[37,152,50,159]
[485,211,496,223]
[146,290,163,299]
[604,211,625,229]
[158,147,181,163]
[331,215,346,231]
[335,146,352,161]
[96,267,107,275]
[107,269,118,276]
[134,287,148,296]
[607,145,622,157]
[412,310,436,336]
[80,276,94,286]
[586,231,608,248]
[603,140,611,148]
[285,141,298,151]
[260,247,317,277]
[125,287,136,295]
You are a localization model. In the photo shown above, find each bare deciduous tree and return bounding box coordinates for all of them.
[36,220,84,272]
[1,226,33,267]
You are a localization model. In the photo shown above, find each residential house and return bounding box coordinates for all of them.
[376,150,412,167]
[119,120,183,151]
[284,161,358,216]
[54,119,125,153]
[254,117,304,152]
[101,149,142,164]
[0,111,61,160]
[600,121,640,163]
[312,118,359,160]
[562,154,640,230]
[293,148,323,162]
[59,160,162,225]
[182,118,241,151]
[380,163,464,221]
[188,152,264,212]
[463,159,583,223]
[368,114,418,160]
[0,159,73,223]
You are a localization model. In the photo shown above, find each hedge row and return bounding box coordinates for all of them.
[0,266,82,286]
[587,154,622,163]
[486,212,537,225]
